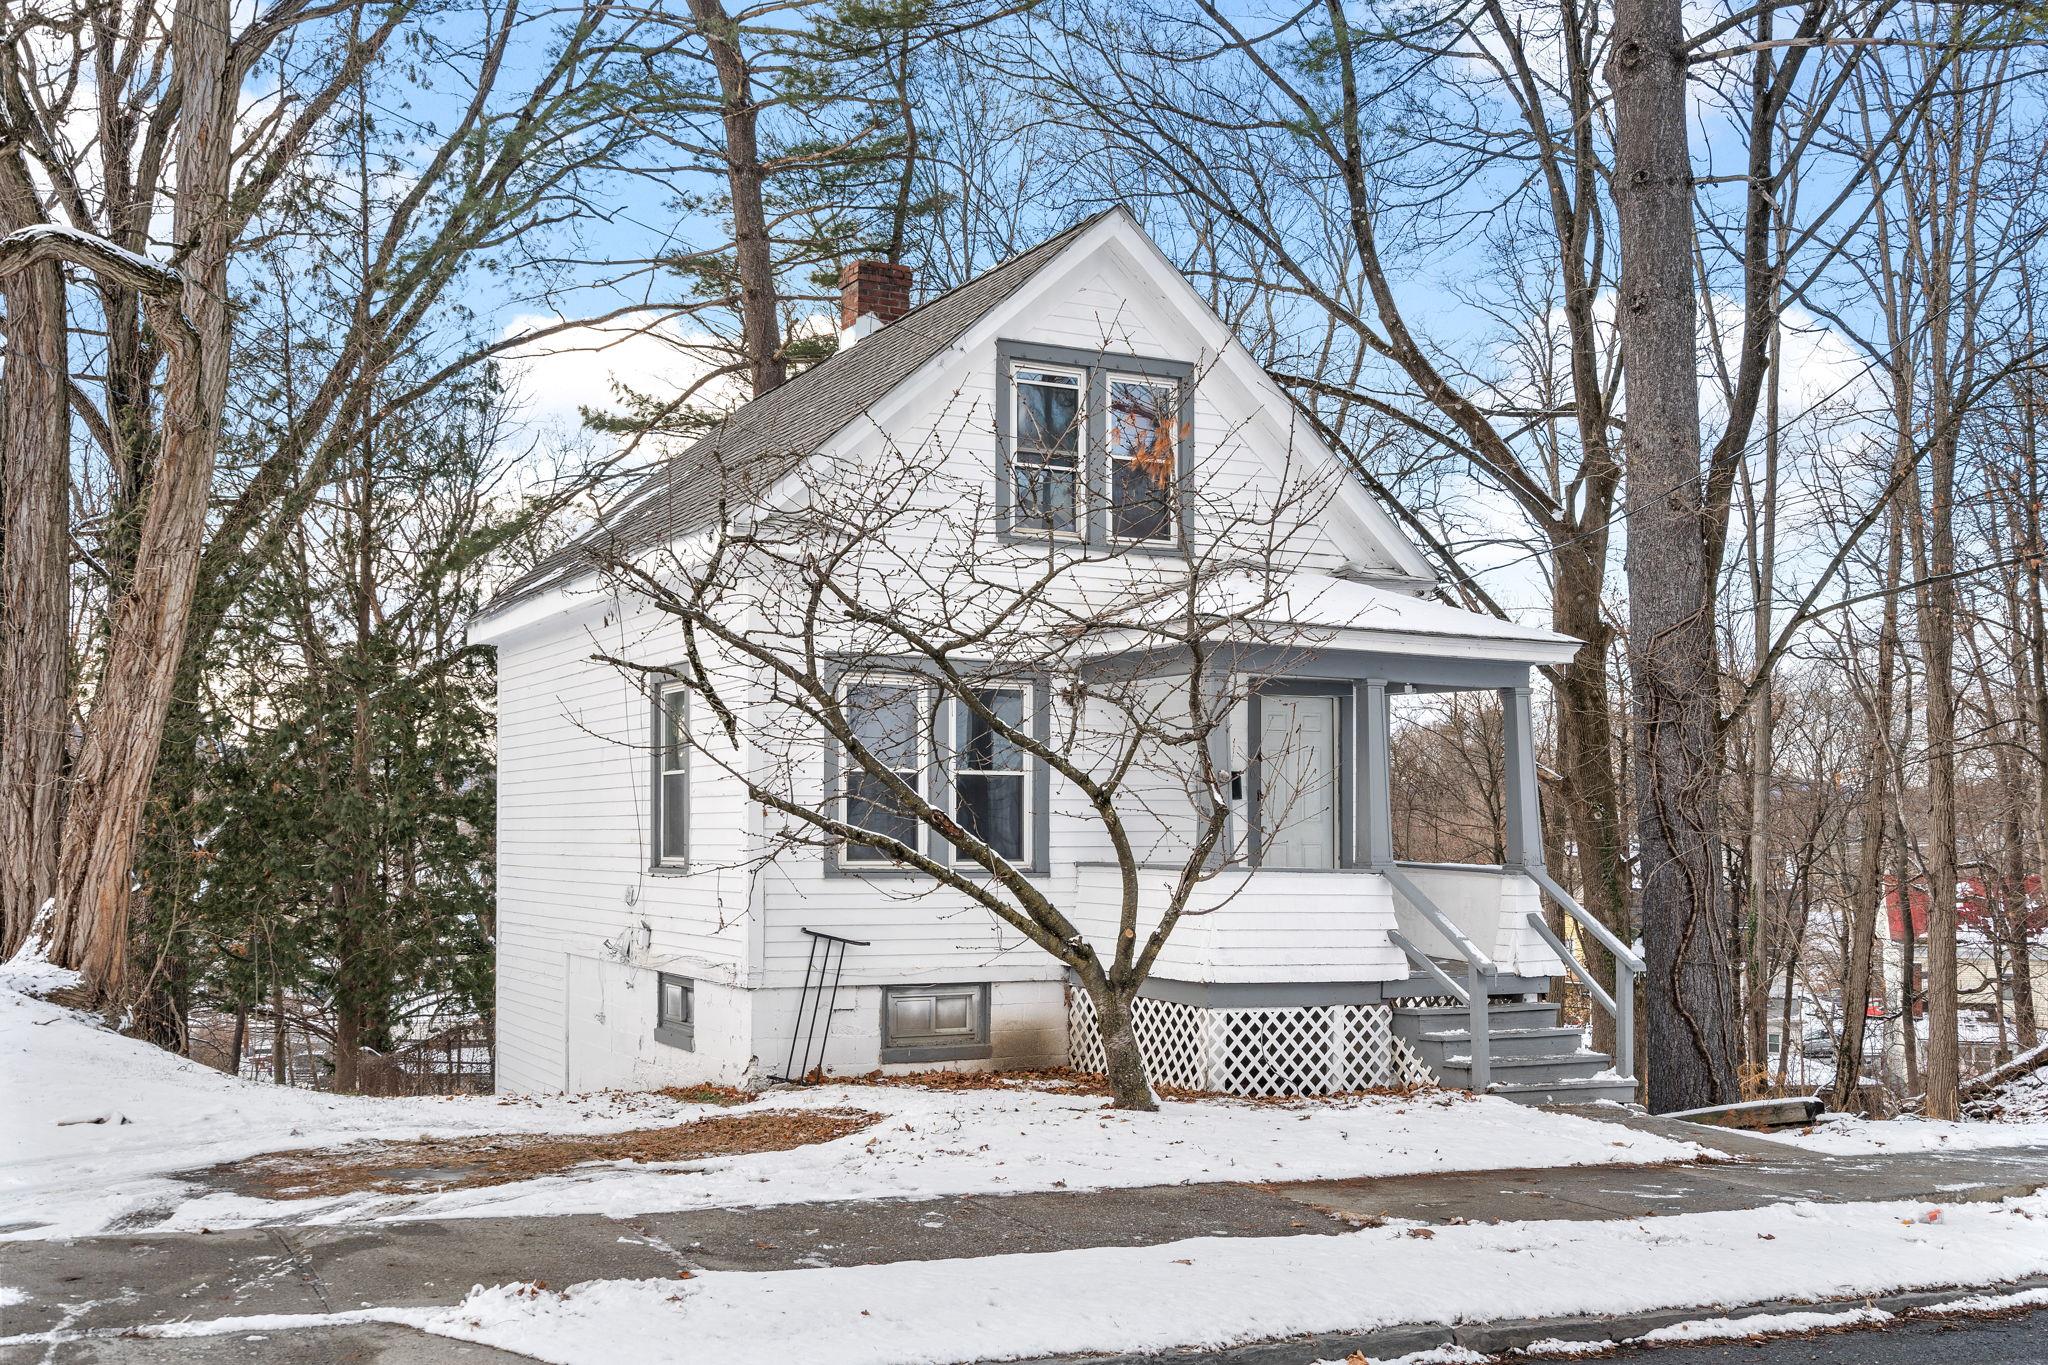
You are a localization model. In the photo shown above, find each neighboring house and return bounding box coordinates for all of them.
[1877,876,2047,1077]
[472,208,1635,1103]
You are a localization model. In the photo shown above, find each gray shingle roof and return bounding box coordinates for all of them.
[481,211,1112,617]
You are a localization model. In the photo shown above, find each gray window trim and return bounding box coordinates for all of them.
[994,340,1194,551]
[825,669,1051,878]
[879,981,992,1064]
[1245,680,1357,871]
[649,676,690,873]
[654,971,695,1051]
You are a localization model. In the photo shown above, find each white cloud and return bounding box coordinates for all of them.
[494,312,751,440]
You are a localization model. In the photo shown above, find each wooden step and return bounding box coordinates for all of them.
[1434,1050,1615,1088]
[1411,1025,1587,1064]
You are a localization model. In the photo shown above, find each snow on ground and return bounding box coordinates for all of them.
[16,1195,2047,1364]
[0,976,1701,1242]
[1749,1112,2048,1155]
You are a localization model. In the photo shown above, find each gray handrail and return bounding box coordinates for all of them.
[1528,865,1644,973]
[1386,930,1470,1003]
[1381,863,1494,1090]
[1382,864,1499,976]
[1526,913,1614,1016]
[1523,865,1638,1083]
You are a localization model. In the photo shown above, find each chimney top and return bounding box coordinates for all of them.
[839,259,914,338]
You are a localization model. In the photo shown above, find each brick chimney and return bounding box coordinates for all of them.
[839,259,913,343]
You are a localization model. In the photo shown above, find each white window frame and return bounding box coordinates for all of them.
[1009,365,1085,537]
[950,683,1032,867]
[839,674,929,865]
[836,676,1037,871]
[652,680,690,868]
[1105,372,1181,544]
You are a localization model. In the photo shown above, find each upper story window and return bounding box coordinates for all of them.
[1011,367,1083,534]
[1108,376,1179,543]
[838,676,1036,869]
[999,343,1189,546]
[651,680,689,867]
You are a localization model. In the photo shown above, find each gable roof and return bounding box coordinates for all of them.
[481,210,1114,617]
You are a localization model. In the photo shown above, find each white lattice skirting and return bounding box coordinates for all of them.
[1068,989,1434,1095]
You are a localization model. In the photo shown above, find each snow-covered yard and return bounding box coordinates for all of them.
[1,966,1700,1242]
[1750,1111,2048,1156]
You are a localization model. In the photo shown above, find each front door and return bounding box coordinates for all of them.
[1259,694,1339,869]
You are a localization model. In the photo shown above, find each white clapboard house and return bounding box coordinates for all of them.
[472,208,1641,1104]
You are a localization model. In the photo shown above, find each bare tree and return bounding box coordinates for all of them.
[581,380,1352,1111]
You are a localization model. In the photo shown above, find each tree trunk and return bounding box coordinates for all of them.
[0,150,71,960]
[46,0,236,1005]
[228,1006,248,1078]
[1087,982,1157,1112]
[1908,429,1962,1119]
[271,979,289,1084]
[1552,540,1629,1062]
[687,0,784,396]
[1606,0,1740,1112]
[1831,506,1901,1111]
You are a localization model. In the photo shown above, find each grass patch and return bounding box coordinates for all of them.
[229,1107,879,1199]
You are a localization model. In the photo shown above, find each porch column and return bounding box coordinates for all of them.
[1499,683,1544,872]
[1361,678,1393,868]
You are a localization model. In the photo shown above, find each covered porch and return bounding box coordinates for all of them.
[1072,575,1642,1103]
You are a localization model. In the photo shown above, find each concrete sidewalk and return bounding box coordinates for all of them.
[4,1115,2046,1363]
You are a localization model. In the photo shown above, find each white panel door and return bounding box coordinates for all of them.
[1259,694,1338,869]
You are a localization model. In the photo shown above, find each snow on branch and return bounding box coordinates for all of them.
[0,224,182,296]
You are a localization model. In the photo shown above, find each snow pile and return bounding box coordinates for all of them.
[1754,1110,2048,1155]
[1,978,1703,1241]
[1634,1305,1892,1343]
[0,908,80,999]
[49,1194,2048,1365]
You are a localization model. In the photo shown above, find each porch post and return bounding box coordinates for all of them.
[1360,679,1393,868]
[1499,683,1544,872]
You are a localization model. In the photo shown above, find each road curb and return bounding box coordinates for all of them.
[1024,1273,2048,1364]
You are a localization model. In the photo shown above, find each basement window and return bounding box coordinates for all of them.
[655,972,694,1051]
[880,983,991,1063]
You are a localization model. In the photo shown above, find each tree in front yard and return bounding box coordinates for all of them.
[588,379,1345,1110]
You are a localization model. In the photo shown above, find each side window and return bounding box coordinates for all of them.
[954,686,1028,862]
[1010,366,1083,534]
[841,677,925,863]
[652,680,688,867]
[1108,376,1180,543]
[655,972,694,1050]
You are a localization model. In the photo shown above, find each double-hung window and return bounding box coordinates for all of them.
[839,678,1034,868]
[953,686,1028,863]
[651,680,689,867]
[1010,367,1083,534]
[1108,376,1180,543]
[841,678,926,864]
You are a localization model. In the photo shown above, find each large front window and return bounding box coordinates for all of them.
[839,678,1034,867]
[841,678,925,863]
[1010,367,1082,534]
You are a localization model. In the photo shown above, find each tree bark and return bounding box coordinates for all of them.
[687,0,784,396]
[1086,981,1157,1112]
[46,0,236,1003]
[1607,0,1740,1111]
[0,149,71,960]
[1832,501,1903,1111]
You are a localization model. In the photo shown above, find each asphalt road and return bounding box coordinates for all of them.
[1601,1307,2048,1364]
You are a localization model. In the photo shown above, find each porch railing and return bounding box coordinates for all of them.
[1382,862,1496,1090]
[1524,865,1642,1083]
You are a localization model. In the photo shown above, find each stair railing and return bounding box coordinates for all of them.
[1382,863,1497,1091]
[1523,865,1642,1083]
